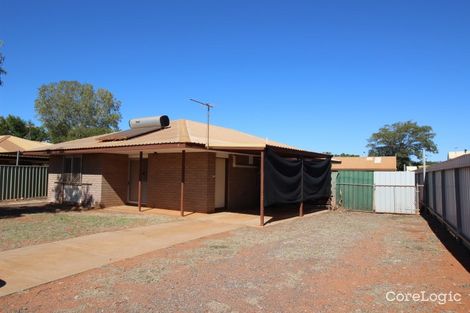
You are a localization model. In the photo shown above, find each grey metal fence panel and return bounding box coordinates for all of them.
[0,165,49,201]
[459,167,470,242]
[374,172,416,214]
[444,170,458,228]
[416,154,470,246]
[416,172,424,205]
[435,172,443,216]
[428,173,434,211]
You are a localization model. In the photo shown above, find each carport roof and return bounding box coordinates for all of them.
[25,119,330,158]
[0,135,51,153]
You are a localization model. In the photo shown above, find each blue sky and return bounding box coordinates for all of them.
[1,0,469,161]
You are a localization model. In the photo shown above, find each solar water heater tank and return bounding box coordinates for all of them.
[129,115,170,129]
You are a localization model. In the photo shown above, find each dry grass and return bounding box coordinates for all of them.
[0,211,176,251]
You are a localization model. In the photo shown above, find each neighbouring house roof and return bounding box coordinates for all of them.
[0,135,51,153]
[448,150,470,160]
[417,153,470,172]
[25,119,330,158]
[331,156,397,171]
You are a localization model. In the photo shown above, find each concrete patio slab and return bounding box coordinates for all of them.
[102,205,279,226]
[102,205,328,227]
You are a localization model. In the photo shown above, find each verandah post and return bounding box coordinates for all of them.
[138,151,143,212]
[260,149,265,226]
[300,157,304,217]
[180,150,186,217]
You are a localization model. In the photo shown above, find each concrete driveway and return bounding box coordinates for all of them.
[0,217,242,297]
[0,204,326,297]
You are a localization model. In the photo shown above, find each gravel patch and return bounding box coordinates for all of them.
[1,211,469,313]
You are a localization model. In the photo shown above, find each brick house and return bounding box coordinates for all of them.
[26,119,329,218]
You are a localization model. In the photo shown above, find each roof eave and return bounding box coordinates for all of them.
[22,142,205,155]
[209,144,331,159]
[266,145,332,159]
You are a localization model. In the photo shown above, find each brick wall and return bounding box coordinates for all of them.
[227,155,260,211]
[147,152,216,213]
[185,152,215,213]
[80,154,102,206]
[47,151,219,212]
[47,154,127,208]
[47,156,63,203]
[47,154,103,206]
[147,153,180,209]
[100,154,128,207]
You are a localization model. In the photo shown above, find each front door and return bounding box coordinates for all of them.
[128,158,148,203]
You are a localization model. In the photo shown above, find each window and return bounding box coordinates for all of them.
[63,156,82,183]
[232,155,259,168]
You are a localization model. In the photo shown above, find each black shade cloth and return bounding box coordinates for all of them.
[264,148,331,207]
[302,158,331,202]
[264,148,303,206]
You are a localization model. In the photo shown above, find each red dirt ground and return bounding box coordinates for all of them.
[1,210,469,313]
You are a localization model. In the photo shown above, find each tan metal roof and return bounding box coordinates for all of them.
[0,135,51,153]
[332,156,397,171]
[26,119,303,153]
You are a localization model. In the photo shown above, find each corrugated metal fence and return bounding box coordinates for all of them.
[336,171,374,211]
[336,170,417,214]
[416,154,470,246]
[374,172,417,214]
[0,165,48,201]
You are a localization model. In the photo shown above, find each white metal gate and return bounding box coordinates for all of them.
[374,172,417,214]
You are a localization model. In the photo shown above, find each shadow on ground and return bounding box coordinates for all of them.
[217,203,329,225]
[0,203,79,219]
[421,209,470,272]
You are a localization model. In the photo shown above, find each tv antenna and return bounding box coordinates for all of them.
[190,99,214,149]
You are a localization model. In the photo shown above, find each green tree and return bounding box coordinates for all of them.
[322,152,360,157]
[367,121,438,170]
[334,153,360,157]
[34,81,122,143]
[0,40,6,86]
[0,115,49,141]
